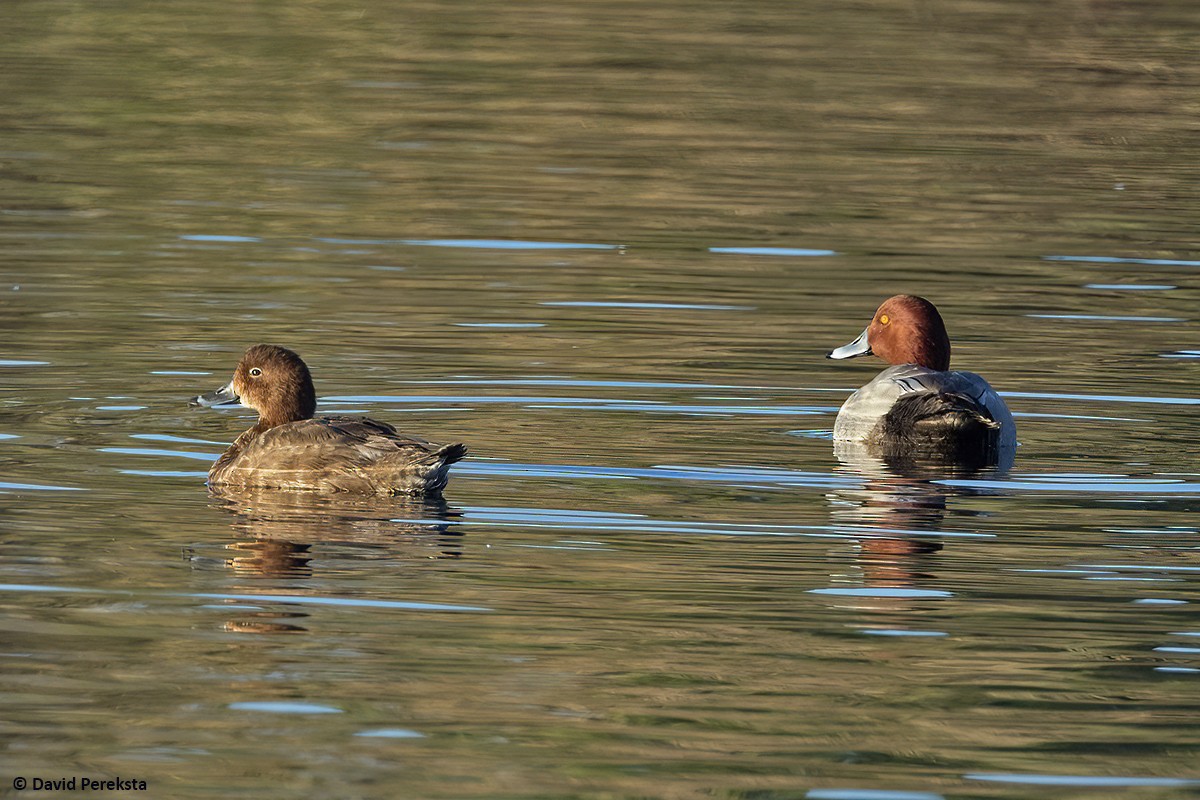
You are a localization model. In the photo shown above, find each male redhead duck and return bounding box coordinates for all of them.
[826,295,1016,455]
[192,344,467,495]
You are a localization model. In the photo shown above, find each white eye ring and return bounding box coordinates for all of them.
[249,367,263,377]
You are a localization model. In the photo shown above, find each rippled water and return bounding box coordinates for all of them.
[3,1,1200,797]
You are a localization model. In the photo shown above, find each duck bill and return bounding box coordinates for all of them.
[827,326,872,360]
[191,382,240,407]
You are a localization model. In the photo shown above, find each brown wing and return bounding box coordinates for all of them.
[251,416,452,463]
[216,416,467,493]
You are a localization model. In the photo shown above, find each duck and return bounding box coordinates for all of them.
[192,344,467,495]
[826,295,1016,456]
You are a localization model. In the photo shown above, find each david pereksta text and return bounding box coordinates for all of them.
[12,776,148,791]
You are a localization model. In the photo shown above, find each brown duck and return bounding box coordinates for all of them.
[827,295,1016,457]
[193,344,467,495]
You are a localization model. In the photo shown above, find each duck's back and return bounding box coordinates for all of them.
[210,415,468,495]
[834,364,1015,450]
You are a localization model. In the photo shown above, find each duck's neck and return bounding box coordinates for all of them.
[254,404,314,431]
[253,415,295,432]
[896,330,950,371]
[255,384,317,430]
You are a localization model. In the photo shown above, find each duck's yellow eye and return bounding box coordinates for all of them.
[879,314,890,326]
[249,367,263,378]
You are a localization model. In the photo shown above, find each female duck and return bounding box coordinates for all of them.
[826,295,1016,455]
[193,344,467,495]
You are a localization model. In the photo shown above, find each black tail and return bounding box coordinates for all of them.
[402,442,468,497]
[435,442,468,465]
[878,392,1001,461]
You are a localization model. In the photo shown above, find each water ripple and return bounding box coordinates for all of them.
[1027,314,1182,322]
[320,394,833,417]
[317,237,619,250]
[324,394,667,406]
[408,377,847,392]
[1084,283,1177,290]
[807,791,943,800]
[528,402,824,416]
[180,234,261,243]
[454,322,546,328]
[0,480,86,492]
[456,461,849,488]
[809,588,954,598]
[189,592,490,611]
[1044,255,1200,267]
[939,475,1200,494]
[966,773,1200,787]
[102,447,217,462]
[0,583,489,612]
[131,433,228,446]
[1002,391,1200,405]
[710,246,837,257]
[541,300,753,310]
[228,702,342,714]
[354,728,426,739]
[449,504,985,540]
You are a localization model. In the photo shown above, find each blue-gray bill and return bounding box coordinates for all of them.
[827,326,872,360]
[191,383,239,407]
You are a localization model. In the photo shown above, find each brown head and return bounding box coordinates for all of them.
[827,295,951,371]
[193,344,317,428]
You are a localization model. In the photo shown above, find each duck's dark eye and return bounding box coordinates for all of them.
[249,367,263,378]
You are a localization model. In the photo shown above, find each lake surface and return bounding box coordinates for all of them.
[3,1,1200,797]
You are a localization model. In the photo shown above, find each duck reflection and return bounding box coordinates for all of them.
[203,488,465,634]
[220,612,311,635]
[828,441,1012,588]
[210,486,464,579]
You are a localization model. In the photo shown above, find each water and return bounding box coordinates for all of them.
[3,0,1200,797]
